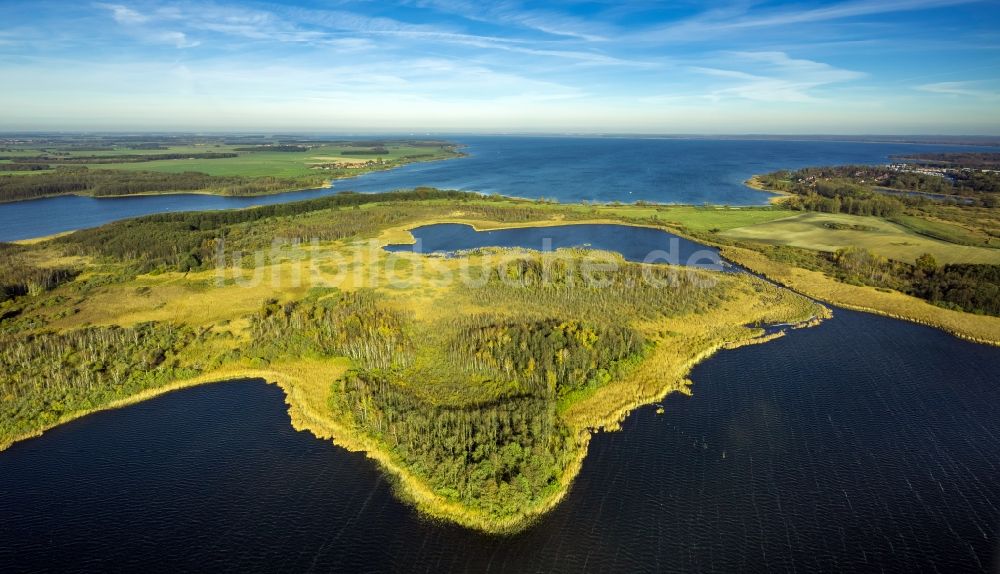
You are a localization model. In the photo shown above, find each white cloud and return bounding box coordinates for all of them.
[95,3,149,25]
[916,81,999,99]
[154,30,199,48]
[96,2,200,48]
[412,0,610,41]
[644,0,982,41]
[690,51,865,102]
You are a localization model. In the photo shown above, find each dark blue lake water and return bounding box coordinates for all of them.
[1,308,998,572]
[0,136,993,241]
[385,223,727,270]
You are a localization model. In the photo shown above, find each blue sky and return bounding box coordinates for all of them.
[2,0,999,133]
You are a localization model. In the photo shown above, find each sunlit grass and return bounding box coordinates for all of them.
[721,212,1000,264]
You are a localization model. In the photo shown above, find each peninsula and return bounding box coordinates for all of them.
[0,136,463,203]
[2,187,998,532]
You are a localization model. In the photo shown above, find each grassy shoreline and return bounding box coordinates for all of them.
[719,244,1000,346]
[0,204,828,534]
[1,279,822,535]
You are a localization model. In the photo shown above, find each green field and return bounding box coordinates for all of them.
[628,205,798,232]
[0,140,463,201]
[509,202,798,232]
[76,144,456,178]
[889,214,996,248]
[720,211,1000,264]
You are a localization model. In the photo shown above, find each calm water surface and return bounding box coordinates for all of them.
[385,223,727,269]
[1,309,998,572]
[0,137,993,241]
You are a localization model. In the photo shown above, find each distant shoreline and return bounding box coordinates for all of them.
[0,142,467,205]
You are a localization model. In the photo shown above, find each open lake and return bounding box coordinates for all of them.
[0,136,994,241]
[1,223,998,572]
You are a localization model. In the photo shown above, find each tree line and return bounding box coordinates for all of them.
[759,164,1000,209]
[450,316,645,398]
[2,152,238,164]
[232,145,310,152]
[52,189,552,273]
[0,322,203,441]
[246,291,414,371]
[830,247,1000,316]
[0,244,80,303]
[0,166,316,203]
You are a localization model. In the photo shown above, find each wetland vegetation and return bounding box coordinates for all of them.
[2,177,999,530]
[0,189,827,532]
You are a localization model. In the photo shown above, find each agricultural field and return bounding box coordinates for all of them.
[585,204,798,232]
[0,137,463,202]
[889,213,996,248]
[720,211,1000,265]
[71,143,458,178]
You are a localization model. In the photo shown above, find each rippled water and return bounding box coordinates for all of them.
[1,315,998,571]
[1,136,993,241]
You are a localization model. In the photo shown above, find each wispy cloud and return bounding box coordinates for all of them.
[95,3,149,25]
[917,81,999,99]
[95,2,199,48]
[90,1,638,65]
[691,51,865,102]
[3,0,998,132]
[412,0,611,41]
[643,0,983,41]
[154,30,199,48]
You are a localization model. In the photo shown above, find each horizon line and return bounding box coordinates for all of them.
[2,131,999,140]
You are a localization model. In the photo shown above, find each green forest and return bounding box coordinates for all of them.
[0,167,314,203]
[745,242,1000,316]
[757,161,1000,210]
[0,152,239,164]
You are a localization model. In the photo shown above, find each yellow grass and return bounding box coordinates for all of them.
[721,211,1000,265]
[721,245,1000,346]
[10,230,76,245]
